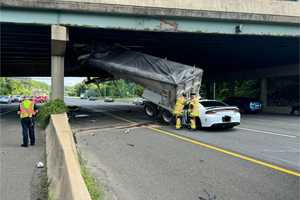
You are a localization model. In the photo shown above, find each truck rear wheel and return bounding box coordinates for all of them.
[144,103,158,118]
[161,110,173,124]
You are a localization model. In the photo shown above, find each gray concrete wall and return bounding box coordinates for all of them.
[46,113,92,200]
[62,0,300,17]
[2,0,299,24]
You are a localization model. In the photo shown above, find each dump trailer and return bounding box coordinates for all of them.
[78,44,203,123]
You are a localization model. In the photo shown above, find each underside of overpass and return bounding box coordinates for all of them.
[1,23,299,80]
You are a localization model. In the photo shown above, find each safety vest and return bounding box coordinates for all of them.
[173,96,186,116]
[189,96,200,117]
[20,100,35,118]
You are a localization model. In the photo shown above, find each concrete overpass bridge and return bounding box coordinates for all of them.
[1,0,299,110]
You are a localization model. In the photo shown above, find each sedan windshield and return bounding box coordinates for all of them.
[200,101,227,107]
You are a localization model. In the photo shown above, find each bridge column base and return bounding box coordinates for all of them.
[260,78,268,108]
[51,25,68,100]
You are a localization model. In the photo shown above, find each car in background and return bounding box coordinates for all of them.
[11,95,22,103]
[133,98,145,105]
[197,100,240,129]
[42,95,49,102]
[88,96,97,101]
[0,96,12,104]
[104,97,114,102]
[223,97,262,113]
[80,93,88,99]
[33,96,43,104]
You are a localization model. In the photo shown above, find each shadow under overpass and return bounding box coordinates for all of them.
[1,23,299,80]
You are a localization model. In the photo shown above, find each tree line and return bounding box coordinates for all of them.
[0,78,49,96]
[65,79,144,98]
[0,77,259,100]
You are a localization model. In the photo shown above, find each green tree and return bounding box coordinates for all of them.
[0,78,49,96]
[0,77,12,95]
[68,79,144,98]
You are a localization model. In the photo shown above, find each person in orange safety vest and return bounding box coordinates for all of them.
[17,97,38,147]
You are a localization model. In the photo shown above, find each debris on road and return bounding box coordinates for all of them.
[73,121,160,135]
[36,161,44,168]
[124,129,130,134]
[75,114,89,118]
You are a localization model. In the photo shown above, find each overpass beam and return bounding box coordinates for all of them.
[51,25,68,100]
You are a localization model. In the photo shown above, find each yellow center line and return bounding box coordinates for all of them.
[107,112,300,177]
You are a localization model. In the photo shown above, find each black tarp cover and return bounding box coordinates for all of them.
[79,44,203,86]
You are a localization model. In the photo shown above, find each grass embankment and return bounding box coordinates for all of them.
[78,153,104,200]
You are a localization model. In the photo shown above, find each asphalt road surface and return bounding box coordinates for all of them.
[66,98,300,200]
[0,104,47,200]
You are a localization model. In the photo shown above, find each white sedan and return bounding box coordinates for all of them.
[197,100,240,129]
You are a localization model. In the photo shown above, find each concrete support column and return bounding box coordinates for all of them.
[212,81,216,100]
[51,25,68,100]
[260,78,268,107]
[228,81,235,97]
[205,81,212,99]
[51,56,64,100]
[205,81,216,99]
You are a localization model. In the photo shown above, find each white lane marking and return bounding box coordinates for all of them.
[236,127,297,138]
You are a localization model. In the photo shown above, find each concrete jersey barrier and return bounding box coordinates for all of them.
[46,113,92,200]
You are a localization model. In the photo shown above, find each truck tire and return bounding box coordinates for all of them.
[161,110,174,124]
[144,103,158,118]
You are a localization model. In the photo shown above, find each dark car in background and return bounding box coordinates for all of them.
[223,97,262,113]
[88,96,97,101]
[11,95,22,103]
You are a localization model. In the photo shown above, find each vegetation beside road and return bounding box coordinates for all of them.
[0,77,49,95]
[65,79,144,98]
[200,80,259,100]
[37,99,68,129]
[78,152,103,200]
[0,77,260,101]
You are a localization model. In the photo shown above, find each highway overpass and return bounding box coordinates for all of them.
[1,0,299,111]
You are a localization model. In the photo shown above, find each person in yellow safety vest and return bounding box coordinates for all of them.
[173,93,187,129]
[17,97,38,147]
[189,93,200,130]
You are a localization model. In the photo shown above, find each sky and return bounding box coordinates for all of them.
[31,77,85,87]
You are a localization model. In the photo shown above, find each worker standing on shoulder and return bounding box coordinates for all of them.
[173,93,187,129]
[189,93,200,130]
[17,97,38,147]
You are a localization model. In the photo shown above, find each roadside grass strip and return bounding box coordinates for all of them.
[78,153,104,200]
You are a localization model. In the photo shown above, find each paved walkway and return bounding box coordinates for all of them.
[0,106,47,200]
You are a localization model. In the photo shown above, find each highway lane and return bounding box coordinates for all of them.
[65,98,300,200]
[66,98,300,171]
[0,103,19,115]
